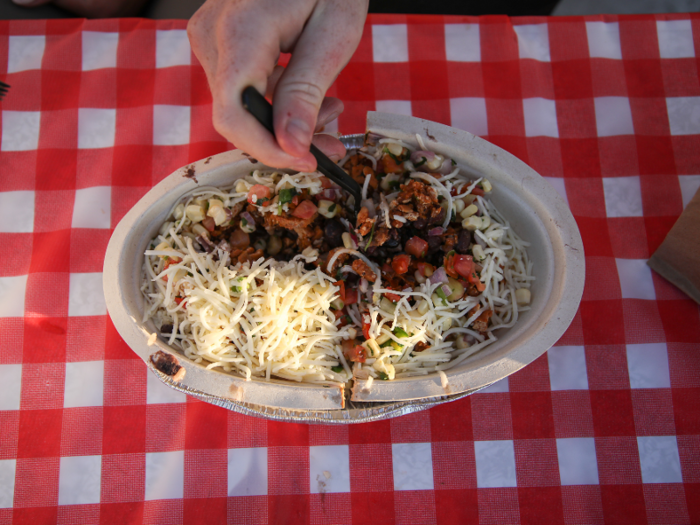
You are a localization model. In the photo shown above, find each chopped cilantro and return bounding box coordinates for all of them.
[331,366,343,373]
[187,272,193,277]
[365,221,377,250]
[328,203,336,213]
[255,197,268,206]
[241,218,248,227]
[414,156,427,167]
[249,307,254,312]
[278,187,297,204]
[379,340,394,348]
[451,159,456,166]
[388,180,401,190]
[377,372,389,380]
[230,285,241,293]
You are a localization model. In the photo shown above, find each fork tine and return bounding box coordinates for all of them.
[0,81,10,88]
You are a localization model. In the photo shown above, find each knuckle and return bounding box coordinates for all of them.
[279,80,325,110]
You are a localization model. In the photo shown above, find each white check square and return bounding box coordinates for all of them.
[627,343,671,389]
[375,100,412,116]
[78,108,116,149]
[586,22,622,60]
[372,24,409,63]
[58,455,102,505]
[594,97,634,137]
[64,361,104,408]
[1,111,41,152]
[0,190,34,233]
[82,31,119,71]
[556,438,599,485]
[156,30,191,68]
[0,460,16,508]
[548,346,589,391]
[0,364,22,411]
[72,186,111,229]
[478,377,509,393]
[523,98,559,137]
[153,105,190,146]
[616,258,656,300]
[667,97,700,136]
[146,368,187,404]
[7,35,45,73]
[444,24,480,62]
[392,442,434,491]
[0,275,28,318]
[603,176,643,218]
[68,272,107,317]
[514,24,550,62]
[450,97,488,137]
[309,445,350,494]
[228,448,267,496]
[544,177,569,207]
[657,20,695,59]
[678,175,700,209]
[145,451,184,500]
[637,436,683,484]
[474,440,517,488]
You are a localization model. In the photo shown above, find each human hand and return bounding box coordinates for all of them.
[187,0,369,171]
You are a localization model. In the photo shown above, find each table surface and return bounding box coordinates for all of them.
[1,13,699,525]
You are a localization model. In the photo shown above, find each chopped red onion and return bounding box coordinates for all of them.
[224,207,233,221]
[316,189,337,201]
[428,266,449,286]
[359,278,368,293]
[196,235,214,252]
[410,150,435,165]
[428,227,444,236]
[438,157,454,174]
[241,212,256,227]
[441,283,452,297]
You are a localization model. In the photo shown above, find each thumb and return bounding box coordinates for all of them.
[273,0,367,158]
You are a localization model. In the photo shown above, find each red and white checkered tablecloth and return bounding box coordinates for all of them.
[0,12,699,525]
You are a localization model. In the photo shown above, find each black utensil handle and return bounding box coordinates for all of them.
[241,86,363,209]
[241,86,275,135]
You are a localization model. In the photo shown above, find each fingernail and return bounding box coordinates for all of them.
[286,118,312,149]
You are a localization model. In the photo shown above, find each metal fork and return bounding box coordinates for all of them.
[0,81,10,101]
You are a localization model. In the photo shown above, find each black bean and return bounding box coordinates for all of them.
[413,217,426,230]
[455,229,472,254]
[428,235,442,251]
[324,220,345,248]
[428,207,446,226]
[384,229,400,248]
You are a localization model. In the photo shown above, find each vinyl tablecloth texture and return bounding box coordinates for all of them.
[1,13,700,525]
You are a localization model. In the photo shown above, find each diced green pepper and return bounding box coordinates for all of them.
[331,366,343,373]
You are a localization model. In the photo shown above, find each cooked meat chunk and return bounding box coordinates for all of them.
[355,206,376,236]
[352,259,377,282]
[471,309,493,333]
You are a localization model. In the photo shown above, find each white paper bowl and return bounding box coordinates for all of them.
[104,112,584,421]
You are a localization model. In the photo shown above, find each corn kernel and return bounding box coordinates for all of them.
[460,204,478,219]
[462,216,482,231]
[515,288,531,305]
